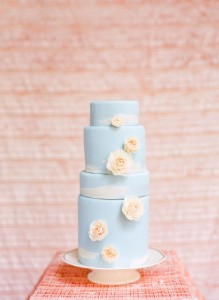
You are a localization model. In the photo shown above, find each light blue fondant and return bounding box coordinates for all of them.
[78,100,149,269]
[90,101,139,126]
[80,171,149,199]
[78,195,149,268]
[84,126,146,174]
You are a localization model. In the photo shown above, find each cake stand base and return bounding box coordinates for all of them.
[88,269,140,285]
[62,248,166,285]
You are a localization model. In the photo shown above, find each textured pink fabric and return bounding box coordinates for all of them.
[28,251,205,300]
[0,1,219,299]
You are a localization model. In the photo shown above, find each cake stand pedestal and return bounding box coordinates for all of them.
[62,248,166,285]
[88,269,140,285]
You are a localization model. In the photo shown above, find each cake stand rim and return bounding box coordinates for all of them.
[62,247,166,271]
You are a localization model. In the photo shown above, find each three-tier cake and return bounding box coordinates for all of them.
[78,101,149,268]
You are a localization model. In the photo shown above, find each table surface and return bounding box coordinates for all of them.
[28,250,205,300]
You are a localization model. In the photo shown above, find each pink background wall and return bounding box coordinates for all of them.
[1,1,219,299]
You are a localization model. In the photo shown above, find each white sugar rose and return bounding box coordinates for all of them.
[101,246,119,263]
[124,137,140,153]
[106,149,133,176]
[111,116,123,127]
[89,220,108,241]
[122,196,144,221]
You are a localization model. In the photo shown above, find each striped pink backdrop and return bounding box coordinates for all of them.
[0,1,219,299]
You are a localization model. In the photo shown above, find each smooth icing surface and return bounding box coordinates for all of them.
[90,101,139,126]
[80,171,149,199]
[78,195,149,268]
[78,247,99,259]
[84,126,146,174]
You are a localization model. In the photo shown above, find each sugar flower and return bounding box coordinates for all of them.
[124,137,140,153]
[111,116,123,127]
[122,196,144,221]
[101,246,119,263]
[106,149,133,176]
[89,220,108,241]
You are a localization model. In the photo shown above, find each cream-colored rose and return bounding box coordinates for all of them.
[111,116,123,127]
[124,137,140,153]
[122,196,144,221]
[101,246,119,263]
[106,149,133,176]
[89,220,108,241]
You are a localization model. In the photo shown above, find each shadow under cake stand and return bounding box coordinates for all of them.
[62,248,166,285]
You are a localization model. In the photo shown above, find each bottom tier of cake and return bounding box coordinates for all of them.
[78,195,149,268]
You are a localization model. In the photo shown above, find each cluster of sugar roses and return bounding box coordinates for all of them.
[87,115,145,264]
[88,196,144,263]
[106,115,140,176]
[88,220,118,263]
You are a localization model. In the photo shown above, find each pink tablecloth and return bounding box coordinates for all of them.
[28,251,205,300]
[1,1,219,300]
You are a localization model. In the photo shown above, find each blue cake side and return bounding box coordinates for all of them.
[78,195,149,268]
[84,125,146,174]
[90,101,139,126]
[80,171,149,199]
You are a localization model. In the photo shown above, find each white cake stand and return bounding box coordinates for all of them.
[62,248,166,285]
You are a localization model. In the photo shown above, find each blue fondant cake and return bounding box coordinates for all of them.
[78,101,149,268]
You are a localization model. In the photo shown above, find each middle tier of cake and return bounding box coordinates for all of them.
[84,125,146,174]
[80,171,149,199]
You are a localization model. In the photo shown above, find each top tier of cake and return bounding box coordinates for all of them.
[84,101,146,175]
[90,101,139,126]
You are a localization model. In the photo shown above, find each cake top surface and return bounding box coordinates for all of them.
[91,100,138,105]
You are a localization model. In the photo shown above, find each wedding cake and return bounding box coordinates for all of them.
[78,101,149,268]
